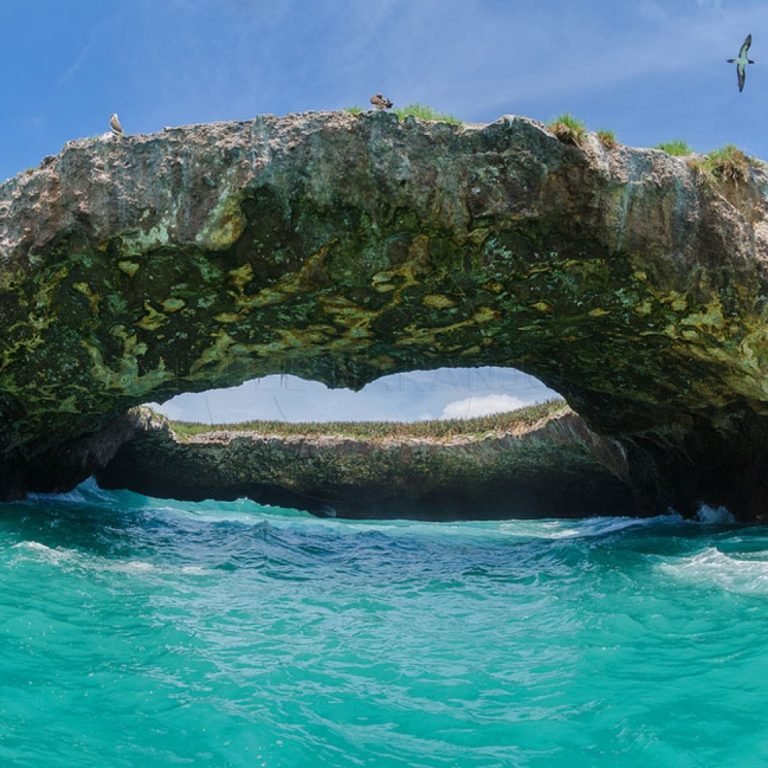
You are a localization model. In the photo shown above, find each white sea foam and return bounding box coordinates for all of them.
[12,540,54,552]
[180,565,210,575]
[659,547,768,593]
[10,540,212,578]
[11,540,78,566]
[296,512,686,544]
[12,541,52,552]
[26,487,90,504]
[120,560,156,573]
[695,503,736,524]
[541,513,683,540]
[26,477,122,506]
[101,559,212,577]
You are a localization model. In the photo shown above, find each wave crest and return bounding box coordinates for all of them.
[659,547,768,593]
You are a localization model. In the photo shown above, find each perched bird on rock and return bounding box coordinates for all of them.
[370,93,393,110]
[110,113,124,137]
[727,34,754,92]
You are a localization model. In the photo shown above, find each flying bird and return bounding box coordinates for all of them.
[110,113,124,137]
[370,93,393,110]
[727,34,754,92]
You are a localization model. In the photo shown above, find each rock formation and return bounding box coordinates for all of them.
[2,110,768,518]
[97,404,633,519]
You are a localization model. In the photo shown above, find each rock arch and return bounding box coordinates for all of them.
[2,111,767,517]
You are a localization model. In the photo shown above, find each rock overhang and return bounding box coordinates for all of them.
[1,110,768,517]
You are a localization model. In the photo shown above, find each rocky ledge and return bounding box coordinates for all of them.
[96,403,633,520]
[2,110,768,518]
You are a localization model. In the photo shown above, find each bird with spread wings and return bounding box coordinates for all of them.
[727,34,754,92]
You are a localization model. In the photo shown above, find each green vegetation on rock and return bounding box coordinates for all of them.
[344,106,363,115]
[694,144,752,183]
[393,103,462,124]
[168,399,567,441]
[655,140,693,156]
[596,129,617,150]
[547,113,586,146]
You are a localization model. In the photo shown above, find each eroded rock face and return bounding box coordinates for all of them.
[96,406,634,520]
[2,111,768,516]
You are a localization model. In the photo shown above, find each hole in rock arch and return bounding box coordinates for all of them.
[148,367,561,424]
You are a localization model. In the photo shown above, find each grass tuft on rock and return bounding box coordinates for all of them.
[548,113,586,146]
[655,140,693,156]
[344,106,363,115]
[696,144,752,184]
[168,399,568,442]
[393,103,462,124]
[596,129,617,150]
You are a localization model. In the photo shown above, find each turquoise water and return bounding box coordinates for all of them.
[1,482,767,767]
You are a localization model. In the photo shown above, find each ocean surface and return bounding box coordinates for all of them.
[1,481,766,767]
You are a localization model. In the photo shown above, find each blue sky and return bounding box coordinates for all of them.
[152,369,559,423]
[3,0,766,181]
[4,0,766,421]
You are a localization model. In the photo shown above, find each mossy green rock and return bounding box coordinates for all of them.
[1,111,768,517]
[97,405,633,519]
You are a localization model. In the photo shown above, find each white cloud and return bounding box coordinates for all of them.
[440,394,527,420]
[58,38,95,85]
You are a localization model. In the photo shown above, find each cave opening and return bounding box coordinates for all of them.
[146,367,561,425]
[97,366,622,520]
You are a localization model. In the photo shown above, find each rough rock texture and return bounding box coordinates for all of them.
[2,110,768,517]
[97,406,634,520]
